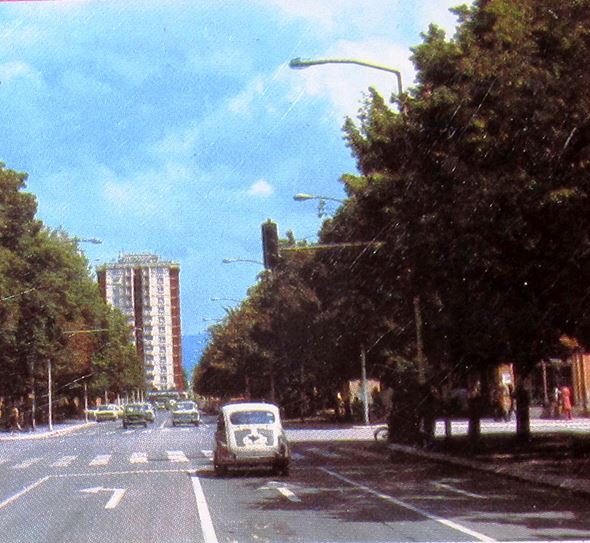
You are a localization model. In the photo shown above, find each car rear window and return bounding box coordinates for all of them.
[229,410,275,425]
[176,402,196,410]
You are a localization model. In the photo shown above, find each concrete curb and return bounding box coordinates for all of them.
[387,442,590,497]
[0,421,96,441]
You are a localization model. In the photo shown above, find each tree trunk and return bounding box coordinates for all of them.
[515,384,531,440]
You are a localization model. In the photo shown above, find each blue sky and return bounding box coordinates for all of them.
[1,0,464,336]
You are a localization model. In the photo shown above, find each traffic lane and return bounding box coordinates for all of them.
[0,470,203,543]
[0,422,214,502]
[300,441,590,542]
[197,465,481,542]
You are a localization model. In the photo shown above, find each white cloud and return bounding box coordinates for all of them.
[0,61,40,84]
[247,178,274,198]
[228,76,266,116]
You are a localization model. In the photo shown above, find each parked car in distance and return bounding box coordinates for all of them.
[141,402,155,422]
[94,404,121,422]
[171,400,201,426]
[122,403,149,428]
[213,402,290,476]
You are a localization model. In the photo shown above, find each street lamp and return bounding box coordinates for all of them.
[289,57,403,97]
[291,57,426,389]
[222,258,264,266]
[72,237,103,245]
[293,193,345,204]
[294,193,346,218]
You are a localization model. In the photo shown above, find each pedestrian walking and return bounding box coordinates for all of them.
[560,385,573,419]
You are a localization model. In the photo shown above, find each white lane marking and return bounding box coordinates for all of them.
[89,454,111,466]
[433,481,486,499]
[13,457,42,470]
[105,488,126,509]
[277,486,301,502]
[0,476,50,510]
[167,450,189,463]
[258,481,302,503]
[322,468,496,542]
[130,452,148,464]
[191,477,219,543]
[201,450,214,460]
[51,455,78,468]
[80,486,126,509]
[159,421,167,430]
[0,459,9,466]
[307,447,341,459]
[291,452,305,460]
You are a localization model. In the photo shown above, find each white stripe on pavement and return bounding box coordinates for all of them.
[191,477,219,543]
[51,455,78,468]
[322,468,496,542]
[0,477,50,511]
[167,450,189,463]
[89,454,111,466]
[130,452,148,464]
[201,450,213,460]
[13,457,42,470]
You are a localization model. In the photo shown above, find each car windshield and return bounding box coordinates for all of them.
[97,406,112,412]
[175,402,196,410]
[229,411,275,425]
[125,404,142,411]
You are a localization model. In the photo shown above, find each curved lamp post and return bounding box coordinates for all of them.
[222,258,264,266]
[72,237,103,244]
[294,193,346,219]
[289,57,403,96]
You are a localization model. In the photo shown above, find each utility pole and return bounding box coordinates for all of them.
[47,359,53,432]
[413,295,426,384]
[361,345,369,425]
[84,381,89,424]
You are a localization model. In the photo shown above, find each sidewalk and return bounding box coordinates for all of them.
[0,420,95,441]
[387,417,590,498]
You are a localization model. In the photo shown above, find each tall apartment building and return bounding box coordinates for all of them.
[97,254,184,392]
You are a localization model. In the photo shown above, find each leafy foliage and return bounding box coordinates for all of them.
[0,163,143,421]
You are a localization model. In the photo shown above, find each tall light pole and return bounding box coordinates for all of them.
[289,57,403,97]
[291,59,428,390]
[294,193,346,218]
[222,258,264,266]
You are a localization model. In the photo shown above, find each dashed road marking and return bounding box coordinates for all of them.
[89,454,111,466]
[51,455,78,468]
[167,450,189,463]
[201,450,214,460]
[130,452,148,464]
[13,457,42,470]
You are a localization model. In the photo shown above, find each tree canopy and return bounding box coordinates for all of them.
[0,163,143,422]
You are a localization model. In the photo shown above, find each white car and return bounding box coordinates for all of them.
[213,402,290,476]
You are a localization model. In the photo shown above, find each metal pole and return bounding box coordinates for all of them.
[413,296,426,384]
[84,381,89,424]
[47,359,53,432]
[361,345,369,425]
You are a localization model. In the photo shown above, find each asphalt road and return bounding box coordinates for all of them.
[1,412,590,543]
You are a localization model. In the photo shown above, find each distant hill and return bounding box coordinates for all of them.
[181,333,209,377]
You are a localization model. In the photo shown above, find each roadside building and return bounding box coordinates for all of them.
[97,253,184,392]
